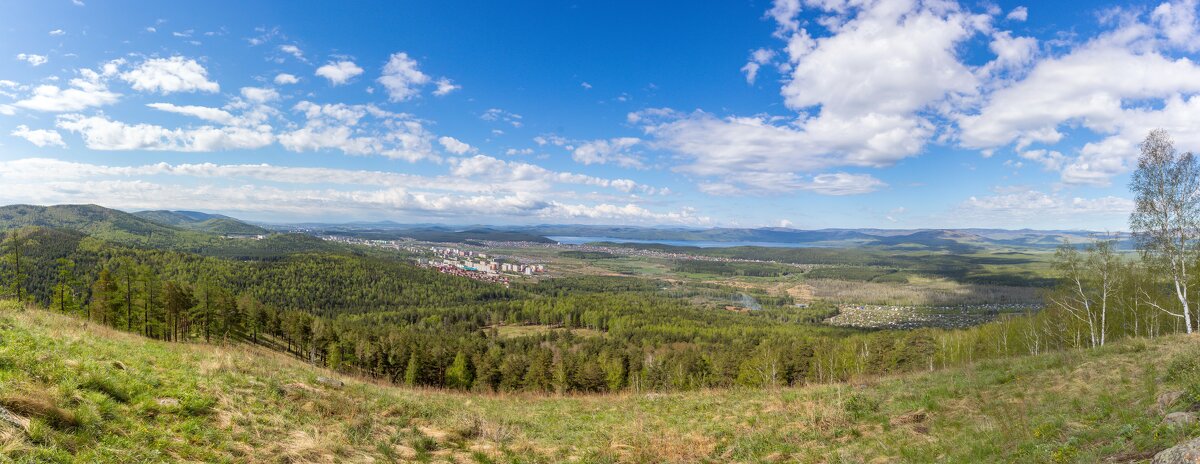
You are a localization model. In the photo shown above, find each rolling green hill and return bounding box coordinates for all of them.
[1,300,1197,463]
[0,204,203,248]
[0,205,341,259]
[134,210,269,236]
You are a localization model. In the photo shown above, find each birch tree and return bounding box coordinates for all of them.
[1130,129,1200,333]
[1087,239,1119,346]
[1050,242,1117,348]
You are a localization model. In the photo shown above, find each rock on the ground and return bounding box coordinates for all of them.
[1158,391,1187,414]
[155,398,180,407]
[1154,437,1200,463]
[315,376,344,388]
[890,410,928,426]
[0,405,30,431]
[1164,412,1199,427]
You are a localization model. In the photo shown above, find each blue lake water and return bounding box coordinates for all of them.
[546,236,824,248]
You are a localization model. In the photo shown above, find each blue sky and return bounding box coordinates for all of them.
[0,0,1194,230]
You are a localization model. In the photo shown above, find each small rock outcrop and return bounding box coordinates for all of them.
[1164,412,1199,427]
[1154,437,1200,463]
[315,376,344,389]
[0,405,29,431]
[1158,391,1187,414]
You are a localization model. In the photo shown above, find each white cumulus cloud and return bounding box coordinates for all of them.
[433,77,460,96]
[274,73,299,85]
[15,68,120,112]
[120,56,219,94]
[16,53,48,66]
[572,137,643,168]
[277,101,438,162]
[1006,6,1028,22]
[11,125,66,147]
[240,86,279,104]
[437,136,473,154]
[315,60,363,86]
[146,102,236,125]
[377,52,431,101]
[56,113,273,152]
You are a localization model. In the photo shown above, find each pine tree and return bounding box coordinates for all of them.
[404,351,421,386]
[524,349,553,391]
[239,294,266,344]
[90,269,118,325]
[117,259,138,332]
[141,265,161,339]
[163,282,195,342]
[51,258,79,314]
[196,280,214,343]
[445,350,473,390]
[218,290,242,343]
[3,230,27,303]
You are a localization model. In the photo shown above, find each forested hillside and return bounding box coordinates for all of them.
[133,210,269,235]
[2,301,1198,462]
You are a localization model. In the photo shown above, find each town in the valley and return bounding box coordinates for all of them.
[320,235,545,286]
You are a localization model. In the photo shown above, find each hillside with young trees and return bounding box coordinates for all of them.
[4,298,1200,462]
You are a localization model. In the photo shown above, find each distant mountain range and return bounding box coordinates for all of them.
[290,222,1127,251]
[0,204,1129,252]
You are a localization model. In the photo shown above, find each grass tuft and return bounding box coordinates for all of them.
[78,375,131,403]
[0,392,78,429]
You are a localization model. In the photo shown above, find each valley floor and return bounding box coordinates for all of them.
[1,301,1198,463]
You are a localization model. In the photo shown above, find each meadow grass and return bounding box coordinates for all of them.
[0,299,1197,463]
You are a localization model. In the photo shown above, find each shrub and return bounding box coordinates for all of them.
[1165,347,1200,406]
[843,393,879,420]
[1165,347,1200,383]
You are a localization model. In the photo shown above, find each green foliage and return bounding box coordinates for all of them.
[671,260,790,277]
[1,229,34,303]
[404,352,421,387]
[842,393,879,420]
[1166,347,1200,406]
[602,242,1060,287]
[806,266,898,282]
[2,291,1199,463]
[133,210,269,235]
[558,250,618,259]
[446,351,473,390]
[79,375,132,403]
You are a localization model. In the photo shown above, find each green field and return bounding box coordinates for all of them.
[488,242,1050,308]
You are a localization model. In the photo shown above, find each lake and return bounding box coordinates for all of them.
[546,236,824,248]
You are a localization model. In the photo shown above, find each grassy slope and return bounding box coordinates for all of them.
[1,301,1198,463]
